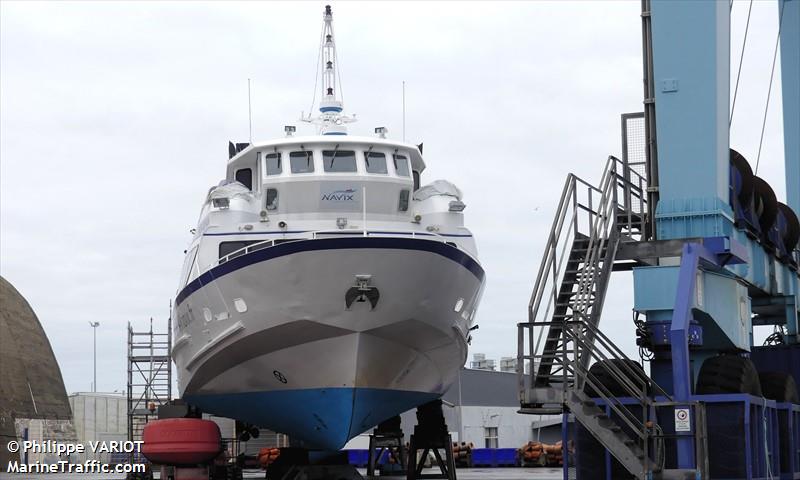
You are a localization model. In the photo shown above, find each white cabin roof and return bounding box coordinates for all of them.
[229,135,426,173]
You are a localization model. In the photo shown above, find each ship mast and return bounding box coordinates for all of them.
[301,5,356,135]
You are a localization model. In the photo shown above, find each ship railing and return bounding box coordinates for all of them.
[215,228,458,266]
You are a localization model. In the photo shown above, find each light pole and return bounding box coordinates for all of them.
[89,322,100,392]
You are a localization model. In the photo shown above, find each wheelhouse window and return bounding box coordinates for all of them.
[398,189,410,212]
[266,188,278,210]
[235,168,253,190]
[323,150,357,172]
[290,151,314,173]
[219,240,258,260]
[393,154,410,177]
[265,153,282,176]
[365,152,388,174]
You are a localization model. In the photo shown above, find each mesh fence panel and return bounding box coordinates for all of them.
[623,113,647,179]
[621,113,647,215]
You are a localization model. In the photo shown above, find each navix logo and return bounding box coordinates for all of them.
[321,188,357,201]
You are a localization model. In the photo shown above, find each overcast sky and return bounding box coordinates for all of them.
[0,1,789,395]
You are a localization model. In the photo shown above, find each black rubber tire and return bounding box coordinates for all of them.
[730,148,755,205]
[696,355,762,396]
[753,176,779,234]
[584,359,649,398]
[225,464,243,480]
[759,371,800,403]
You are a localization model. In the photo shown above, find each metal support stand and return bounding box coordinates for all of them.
[367,416,405,477]
[406,400,456,480]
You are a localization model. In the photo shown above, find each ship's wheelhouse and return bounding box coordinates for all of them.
[225,137,424,220]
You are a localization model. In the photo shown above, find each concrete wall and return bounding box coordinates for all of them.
[68,393,127,462]
[395,404,540,449]
[459,406,531,448]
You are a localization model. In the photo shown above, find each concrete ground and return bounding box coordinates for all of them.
[362,468,564,479]
[0,467,565,480]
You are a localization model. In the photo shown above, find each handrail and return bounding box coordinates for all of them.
[517,156,706,477]
[523,318,671,449]
[214,228,457,267]
[519,154,650,404]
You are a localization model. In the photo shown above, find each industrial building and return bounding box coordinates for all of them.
[343,365,561,451]
[431,367,562,448]
[68,392,128,463]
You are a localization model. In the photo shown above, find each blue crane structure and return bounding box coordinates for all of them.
[518,1,800,479]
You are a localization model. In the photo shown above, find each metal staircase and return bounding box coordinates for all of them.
[519,155,647,412]
[517,157,708,479]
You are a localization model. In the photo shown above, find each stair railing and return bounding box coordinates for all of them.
[519,172,599,401]
[559,318,673,476]
[519,156,648,407]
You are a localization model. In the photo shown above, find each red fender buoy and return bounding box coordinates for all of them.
[141,418,222,466]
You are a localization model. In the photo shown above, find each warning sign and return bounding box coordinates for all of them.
[674,407,691,432]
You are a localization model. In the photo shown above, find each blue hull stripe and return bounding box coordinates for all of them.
[176,237,483,306]
[185,387,438,450]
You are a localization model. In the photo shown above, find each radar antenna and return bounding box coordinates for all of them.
[301,5,356,135]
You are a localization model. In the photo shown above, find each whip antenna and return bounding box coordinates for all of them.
[248,78,253,143]
[402,81,406,142]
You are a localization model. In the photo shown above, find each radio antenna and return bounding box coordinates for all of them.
[247,78,253,143]
[402,81,406,142]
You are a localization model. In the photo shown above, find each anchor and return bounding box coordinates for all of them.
[345,274,380,309]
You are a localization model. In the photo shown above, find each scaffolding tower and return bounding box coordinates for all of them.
[127,317,172,449]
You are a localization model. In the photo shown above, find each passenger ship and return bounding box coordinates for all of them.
[172,5,485,450]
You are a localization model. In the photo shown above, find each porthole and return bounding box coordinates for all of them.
[454,298,464,313]
[234,298,248,313]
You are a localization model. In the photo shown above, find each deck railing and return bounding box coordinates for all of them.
[214,228,459,267]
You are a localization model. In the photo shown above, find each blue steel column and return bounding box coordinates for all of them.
[650,0,733,239]
[647,2,732,468]
[669,245,700,470]
[780,0,800,215]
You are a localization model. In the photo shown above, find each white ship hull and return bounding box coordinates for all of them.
[172,236,484,449]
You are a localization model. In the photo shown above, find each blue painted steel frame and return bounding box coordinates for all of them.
[650,0,733,241]
[670,243,703,468]
[562,413,569,479]
[590,394,784,479]
[695,393,781,480]
[670,239,749,468]
[780,0,800,216]
[776,402,800,479]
